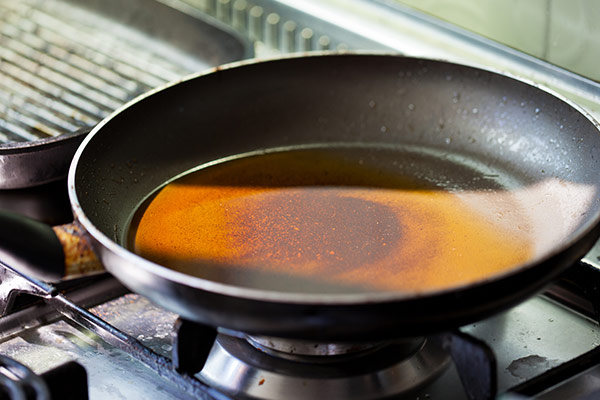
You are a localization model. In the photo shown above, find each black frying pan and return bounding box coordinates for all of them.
[3,54,600,341]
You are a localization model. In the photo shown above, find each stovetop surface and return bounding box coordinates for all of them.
[0,282,597,399]
[0,214,591,400]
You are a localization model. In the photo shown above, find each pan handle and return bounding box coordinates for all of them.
[53,222,104,278]
[0,211,104,282]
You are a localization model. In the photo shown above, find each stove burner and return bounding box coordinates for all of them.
[245,335,386,359]
[199,334,449,400]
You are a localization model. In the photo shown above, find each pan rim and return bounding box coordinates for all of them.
[68,51,600,305]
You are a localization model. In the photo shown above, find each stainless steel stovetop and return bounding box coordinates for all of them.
[2,1,600,399]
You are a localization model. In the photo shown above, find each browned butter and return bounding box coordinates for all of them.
[129,147,533,293]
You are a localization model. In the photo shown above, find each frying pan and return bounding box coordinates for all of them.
[2,53,600,341]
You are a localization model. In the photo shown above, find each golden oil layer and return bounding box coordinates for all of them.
[131,148,533,293]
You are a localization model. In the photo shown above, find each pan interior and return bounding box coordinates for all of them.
[125,143,595,295]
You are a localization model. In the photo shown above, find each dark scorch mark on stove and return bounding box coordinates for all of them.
[507,355,561,379]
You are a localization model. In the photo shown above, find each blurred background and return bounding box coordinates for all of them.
[394,0,600,81]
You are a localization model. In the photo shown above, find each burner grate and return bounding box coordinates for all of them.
[0,261,227,400]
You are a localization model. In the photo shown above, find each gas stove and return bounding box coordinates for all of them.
[1,255,599,400]
[2,1,600,399]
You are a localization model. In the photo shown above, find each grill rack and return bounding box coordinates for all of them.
[0,0,249,188]
[0,0,196,144]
